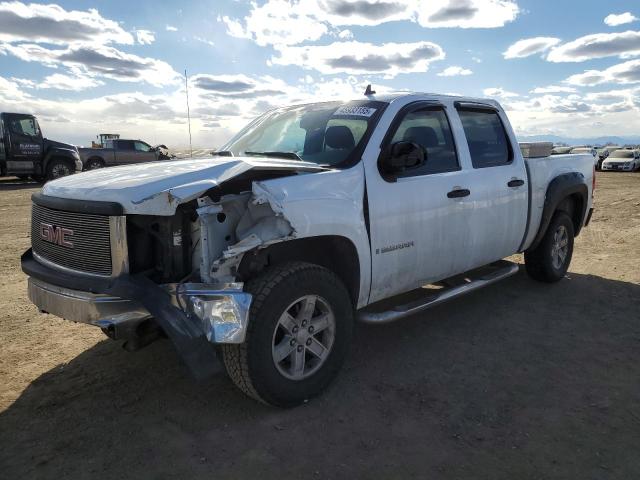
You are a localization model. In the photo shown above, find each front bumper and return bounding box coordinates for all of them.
[601,163,633,171]
[27,276,252,344]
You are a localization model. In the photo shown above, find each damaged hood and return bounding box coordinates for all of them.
[42,156,325,215]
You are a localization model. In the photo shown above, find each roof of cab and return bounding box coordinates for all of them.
[366,91,498,104]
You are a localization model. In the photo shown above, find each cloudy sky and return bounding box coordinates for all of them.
[0,0,639,147]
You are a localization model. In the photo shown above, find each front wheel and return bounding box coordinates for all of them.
[46,158,74,181]
[525,212,575,283]
[221,262,354,407]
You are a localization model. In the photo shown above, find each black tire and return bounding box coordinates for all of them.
[46,158,74,181]
[221,262,354,407]
[525,212,574,283]
[85,158,105,170]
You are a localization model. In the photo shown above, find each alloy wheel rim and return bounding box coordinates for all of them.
[271,294,336,381]
[551,225,569,270]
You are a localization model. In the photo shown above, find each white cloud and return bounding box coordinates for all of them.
[0,1,133,45]
[271,40,445,76]
[547,30,640,62]
[338,29,353,39]
[565,59,640,86]
[503,37,561,59]
[222,0,519,46]
[0,3,180,89]
[194,36,215,46]
[604,12,638,27]
[438,66,473,76]
[0,42,181,87]
[483,87,519,98]
[166,25,178,32]
[135,29,155,45]
[39,73,103,90]
[530,85,577,94]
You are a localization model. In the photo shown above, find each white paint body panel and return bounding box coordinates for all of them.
[42,157,325,216]
[521,153,594,250]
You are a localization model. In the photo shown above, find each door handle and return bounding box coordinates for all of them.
[508,179,525,188]
[447,188,471,198]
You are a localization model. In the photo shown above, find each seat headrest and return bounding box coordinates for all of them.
[403,126,439,148]
[325,126,355,150]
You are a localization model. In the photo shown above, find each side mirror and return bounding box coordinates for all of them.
[380,141,426,175]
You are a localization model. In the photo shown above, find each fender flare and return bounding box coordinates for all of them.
[43,147,79,172]
[528,172,588,251]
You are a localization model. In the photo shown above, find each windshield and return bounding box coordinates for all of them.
[219,100,385,167]
[610,150,634,158]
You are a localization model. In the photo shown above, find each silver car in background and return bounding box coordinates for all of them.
[601,149,640,171]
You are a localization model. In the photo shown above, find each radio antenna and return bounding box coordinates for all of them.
[185,69,193,158]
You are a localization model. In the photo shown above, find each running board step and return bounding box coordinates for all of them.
[358,260,520,324]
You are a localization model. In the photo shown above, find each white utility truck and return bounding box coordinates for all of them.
[23,93,595,406]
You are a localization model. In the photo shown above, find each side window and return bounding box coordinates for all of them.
[388,108,459,177]
[16,118,40,136]
[458,109,512,168]
[117,140,135,151]
[134,141,151,152]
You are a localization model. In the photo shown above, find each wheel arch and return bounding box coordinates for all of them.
[238,235,361,307]
[528,172,588,252]
[43,149,77,171]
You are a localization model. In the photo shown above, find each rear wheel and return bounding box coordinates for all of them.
[525,212,574,283]
[85,158,105,170]
[46,158,74,181]
[221,262,353,407]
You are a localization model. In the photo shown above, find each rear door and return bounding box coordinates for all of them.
[6,115,43,174]
[114,140,136,164]
[364,102,477,302]
[453,104,528,272]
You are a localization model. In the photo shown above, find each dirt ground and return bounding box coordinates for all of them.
[1,173,639,479]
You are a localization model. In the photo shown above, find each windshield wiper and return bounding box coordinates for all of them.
[244,151,302,161]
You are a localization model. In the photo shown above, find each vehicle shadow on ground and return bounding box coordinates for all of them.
[1,270,640,479]
[0,177,40,191]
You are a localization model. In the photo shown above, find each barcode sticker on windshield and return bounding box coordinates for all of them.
[334,106,377,117]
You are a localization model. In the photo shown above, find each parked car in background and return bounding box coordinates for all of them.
[571,147,596,157]
[0,112,82,181]
[78,139,173,170]
[552,146,572,155]
[596,146,622,170]
[601,149,640,171]
[23,92,595,406]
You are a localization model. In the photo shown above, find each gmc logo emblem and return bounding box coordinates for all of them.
[40,223,74,248]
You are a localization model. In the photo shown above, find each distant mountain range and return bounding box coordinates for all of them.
[518,135,640,146]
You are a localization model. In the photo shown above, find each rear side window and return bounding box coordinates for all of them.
[388,108,459,177]
[458,109,512,168]
[117,140,135,151]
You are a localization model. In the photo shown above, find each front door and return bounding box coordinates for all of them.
[6,115,43,174]
[364,103,476,303]
[133,141,157,163]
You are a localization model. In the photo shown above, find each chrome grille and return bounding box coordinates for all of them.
[31,204,113,276]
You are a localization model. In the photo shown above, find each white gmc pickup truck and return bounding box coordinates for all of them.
[22,93,595,407]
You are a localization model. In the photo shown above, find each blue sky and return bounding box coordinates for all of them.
[0,0,639,147]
